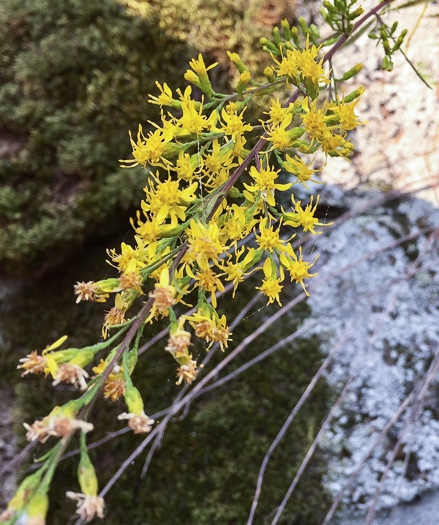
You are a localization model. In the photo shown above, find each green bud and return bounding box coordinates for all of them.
[259,37,278,53]
[320,8,330,24]
[273,26,281,45]
[288,127,306,140]
[340,63,364,81]
[264,66,276,82]
[97,278,121,293]
[334,0,345,12]
[298,17,309,36]
[228,187,245,199]
[383,39,391,55]
[368,32,378,40]
[390,21,398,34]
[382,56,393,71]
[323,1,338,14]
[236,70,252,94]
[310,24,321,39]
[227,51,249,73]
[322,36,339,46]
[394,29,407,51]
[347,6,364,20]
[344,86,365,103]
[291,26,300,48]
[281,19,292,41]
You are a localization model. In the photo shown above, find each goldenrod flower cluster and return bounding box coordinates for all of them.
[8,8,375,522]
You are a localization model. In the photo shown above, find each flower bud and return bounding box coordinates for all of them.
[184,70,202,89]
[340,63,364,81]
[227,51,249,73]
[281,19,292,41]
[264,66,275,82]
[273,26,281,45]
[236,71,251,94]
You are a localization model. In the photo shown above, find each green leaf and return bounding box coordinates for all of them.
[399,48,433,89]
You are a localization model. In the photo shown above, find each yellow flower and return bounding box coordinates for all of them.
[283,195,331,234]
[263,113,304,151]
[274,35,330,97]
[187,220,224,270]
[321,133,354,158]
[120,125,173,168]
[255,218,289,252]
[220,204,256,245]
[256,258,284,306]
[280,245,318,296]
[185,53,217,96]
[92,360,126,402]
[284,154,323,190]
[107,237,147,274]
[328,87,366,131]
[203,140,235,175]
[243,165,291,206]
[131,211,180,244]
[175,150,201,183]
[190,267,225,308]
[185,308,232,351]
[147,267,177,319]
[220,247,261,297]
[220,108,253,140]
[148,82,181,109]
[142,174,198,223]
[301,97,332,143]
[177,86,216,135]
[263,98,292,126]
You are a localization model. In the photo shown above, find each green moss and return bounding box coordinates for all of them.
[0,0,192,272]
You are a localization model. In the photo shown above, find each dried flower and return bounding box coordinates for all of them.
[66,492,105,522]
[117,412,155,434]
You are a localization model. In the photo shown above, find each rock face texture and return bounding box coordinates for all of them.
[299,187,439,519]
[317,0,439,207]
[305,1,439,519]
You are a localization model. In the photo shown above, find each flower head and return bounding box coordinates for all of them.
[185,307,232,351]
[280,245,319,296]
[244,165,291,206]
[176,357,198,385]
[117,411,155,434]
[66,493,105,522]
[256,258,284,306]
[283,195,331,234]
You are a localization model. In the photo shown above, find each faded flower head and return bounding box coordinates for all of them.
[176,357,198,385]
[117,411,155,434]
[18,351,47,377]
[24,416,93,443]
[66,492,105,522]
[52,363,89,390]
